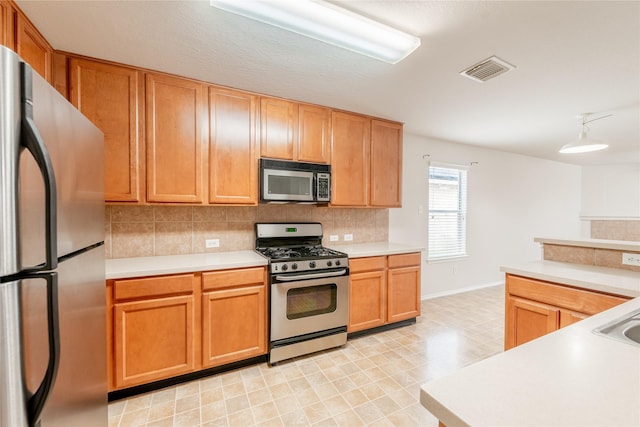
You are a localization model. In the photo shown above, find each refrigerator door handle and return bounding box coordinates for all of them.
[20,62,58,272]
[22,272,60,427]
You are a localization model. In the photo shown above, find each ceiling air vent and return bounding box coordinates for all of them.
[460,55,516,82]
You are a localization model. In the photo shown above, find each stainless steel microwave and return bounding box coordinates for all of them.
[260,158,331,203]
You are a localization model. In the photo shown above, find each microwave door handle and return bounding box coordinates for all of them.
[20,63,58,272]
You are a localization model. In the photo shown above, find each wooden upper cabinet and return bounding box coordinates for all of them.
[15,12,51,82]
[370,120,402,207]
[298,104,331,164]
[69,58,142,202]
[260,97,297,160]
[0,1,15,49]
[330,111,370,206]
[208,87,258,205]
[146,73,205,203]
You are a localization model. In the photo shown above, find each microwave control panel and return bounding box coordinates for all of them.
[316,173,330,201]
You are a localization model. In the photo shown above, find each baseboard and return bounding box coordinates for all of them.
[422,280,504,300]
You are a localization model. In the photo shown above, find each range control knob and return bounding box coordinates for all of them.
[327,260,333,267]
[335,260,341,266]
[281,264,288,271]
[291,263,298,270]
[309,261,316,268]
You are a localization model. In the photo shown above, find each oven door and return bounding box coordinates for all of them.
[270,270,349,342]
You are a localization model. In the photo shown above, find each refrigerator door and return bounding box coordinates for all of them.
[22,245,106,426]
[0,280,28,427]
[0,46,22,277]
[19,68,104,268]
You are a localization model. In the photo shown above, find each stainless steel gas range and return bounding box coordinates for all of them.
[255,223,349,364]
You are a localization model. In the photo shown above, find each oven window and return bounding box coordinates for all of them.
[286,284,337,320]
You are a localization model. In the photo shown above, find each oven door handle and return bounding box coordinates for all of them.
[274,269,348,282]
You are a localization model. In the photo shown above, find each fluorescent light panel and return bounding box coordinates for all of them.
[210,0,421,64]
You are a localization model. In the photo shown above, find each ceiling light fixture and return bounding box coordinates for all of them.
[559,113,612,154]
[210,0,421,64]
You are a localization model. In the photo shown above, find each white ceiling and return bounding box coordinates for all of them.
[17,0,640,166]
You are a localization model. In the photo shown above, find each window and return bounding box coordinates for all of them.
[428,164,468,260]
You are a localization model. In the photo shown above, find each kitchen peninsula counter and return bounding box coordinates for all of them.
[420,261,640,427]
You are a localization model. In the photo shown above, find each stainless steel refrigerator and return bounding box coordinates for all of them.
[0,45,106,426]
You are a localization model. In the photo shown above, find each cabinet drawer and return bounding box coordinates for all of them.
[113,274,195,301]
[388,252,421,269]
[506,274,629,315]
[202,267,265,291]
[349,256,386,273]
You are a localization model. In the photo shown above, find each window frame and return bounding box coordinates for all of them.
[427,162,468,262]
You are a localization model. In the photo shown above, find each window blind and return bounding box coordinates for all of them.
[428,164,468,260]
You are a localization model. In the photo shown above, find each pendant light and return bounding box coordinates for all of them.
[559,113,611,154]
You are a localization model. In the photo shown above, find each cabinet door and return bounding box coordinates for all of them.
[202,284,266,368]
[387,265,421,323]
[208,87,258,204]
[331,111,370,206]
[15,13,51,81]
[0,1,15,49]
[114,294,196,388]
[298,104,331,164]
[146,73,205,203]
[349,270,386,332]
[559,310,588,328]
[370,120,402,207]
[260,97,297,160]
[505,296,559,350]
[70,58,142,202]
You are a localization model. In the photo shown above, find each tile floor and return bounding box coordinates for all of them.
[108,285,505,427]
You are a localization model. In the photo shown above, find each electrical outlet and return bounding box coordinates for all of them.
[329,234,339,242]
[344,234,353,241]
[622,253,640,266]
[205,239,220,248]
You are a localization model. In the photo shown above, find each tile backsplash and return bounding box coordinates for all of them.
[591,220,640,241]
[105,205,389,259]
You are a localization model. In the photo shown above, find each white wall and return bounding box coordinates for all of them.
[580,164,640,219]
[389,134,582,299]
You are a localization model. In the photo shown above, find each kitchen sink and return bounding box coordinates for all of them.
[593,308,640,347]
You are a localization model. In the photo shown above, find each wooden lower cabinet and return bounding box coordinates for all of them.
[201,267,267,368]
[348,253,421,333]
[108,267,267,391]
[349,266,386,332]
[504,274,630,350]
[111,274,199,390]
[387,253,421,323]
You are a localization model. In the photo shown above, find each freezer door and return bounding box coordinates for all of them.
[22,246,106,426]
[19,69,104,267]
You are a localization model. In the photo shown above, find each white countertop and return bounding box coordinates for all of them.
[421,261,640,426]
[420,297,640,427]
[105,251,268,280]
[106,242,424,279]
[328,242,424,258]
[535,236,640,252]
[501,260,640,298]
